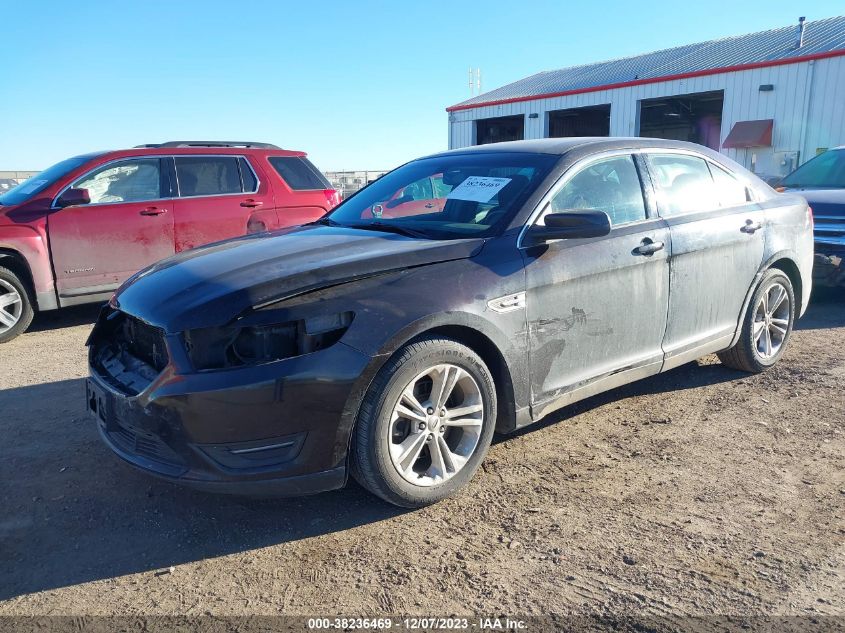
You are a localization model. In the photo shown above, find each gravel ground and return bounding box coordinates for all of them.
[0,293,843,621]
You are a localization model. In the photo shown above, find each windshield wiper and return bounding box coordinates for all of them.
[346,222,430,239]
[306,216,344,227]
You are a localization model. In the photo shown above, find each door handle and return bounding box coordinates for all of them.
[139,206,166,216]
[741,219,763,234]
[634,239,665,256]
[240,199,264,208]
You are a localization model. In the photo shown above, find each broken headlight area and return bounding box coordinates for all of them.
[184,311,354,370]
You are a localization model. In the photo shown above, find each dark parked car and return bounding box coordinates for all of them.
[0,141,339,342]
[778,146,845,287]
[87,138,814,507]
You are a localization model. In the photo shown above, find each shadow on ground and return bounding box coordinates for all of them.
[28,304,101,333]
[1,294,842,601]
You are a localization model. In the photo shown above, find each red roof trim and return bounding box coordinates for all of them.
[446,49,845,112]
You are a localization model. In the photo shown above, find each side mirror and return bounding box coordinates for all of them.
[56,187,91,208]
[524,209,611,245]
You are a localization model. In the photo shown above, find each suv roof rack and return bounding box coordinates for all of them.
[134,141,281,149]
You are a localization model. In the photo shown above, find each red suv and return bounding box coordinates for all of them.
[0,141,339,342]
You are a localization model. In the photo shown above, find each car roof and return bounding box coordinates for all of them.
[425,137,727,159]
[86,147,306,159]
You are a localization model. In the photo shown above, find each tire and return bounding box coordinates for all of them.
[351,336,497,507]
[717,269,795,373]
[0,266,34,344]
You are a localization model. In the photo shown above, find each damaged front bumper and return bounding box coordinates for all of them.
[86,309,373,497]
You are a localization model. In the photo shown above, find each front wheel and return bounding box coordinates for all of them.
[351,337,497,507]
[718,269,795,373]
[0,266,34,344]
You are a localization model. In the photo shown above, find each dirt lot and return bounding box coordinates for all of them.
[1,294,843,621]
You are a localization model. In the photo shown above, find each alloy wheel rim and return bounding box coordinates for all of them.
[388,363,484,487]
[753,282,790,359]
[0,279,22,335]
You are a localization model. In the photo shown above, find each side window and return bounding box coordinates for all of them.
[547,155,646,226]
[73,159,161,204]
[175,156,241,197]
[709,163,748,207]
[268,156,332,190]
[647,154,719,216]
[239,157,258,193]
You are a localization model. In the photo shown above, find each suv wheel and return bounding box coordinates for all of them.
[0,266,34,344]
[351,337,496,507]
[718,269,795,373]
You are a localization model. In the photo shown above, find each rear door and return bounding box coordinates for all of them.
[48,157,175,300]
[644,151,765,369]
[172,155,274,251]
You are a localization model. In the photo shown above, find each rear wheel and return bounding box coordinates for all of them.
[351,337,496,507]
[0,266,34,344]
[718,269,795,373]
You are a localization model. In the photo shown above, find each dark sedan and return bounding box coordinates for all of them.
[778,146,845,287]
[87,138,814,507]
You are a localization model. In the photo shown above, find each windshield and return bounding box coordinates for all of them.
[326,152,558,239]
[781,149,845,189]
[0,154,98,206]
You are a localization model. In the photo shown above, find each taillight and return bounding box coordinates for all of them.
[323,189,341,209]
[807,205,813,229]
[774,186,786,193]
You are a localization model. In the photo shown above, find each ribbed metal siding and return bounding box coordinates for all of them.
[448,55,845,177]
[451,16,845,109]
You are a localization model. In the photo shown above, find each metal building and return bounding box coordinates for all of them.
[447,16,845,181]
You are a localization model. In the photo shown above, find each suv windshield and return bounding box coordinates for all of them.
[781,149,845,189]
[0,154,101,206]
[325,152,558,239]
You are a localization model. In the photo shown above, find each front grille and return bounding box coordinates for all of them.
[122,316,169,372]
[90,311,169,395]
[109,423,187,474]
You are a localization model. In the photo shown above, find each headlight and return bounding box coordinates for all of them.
[184,312,353,370]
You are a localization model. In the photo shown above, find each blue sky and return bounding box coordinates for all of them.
[1,1,842,171]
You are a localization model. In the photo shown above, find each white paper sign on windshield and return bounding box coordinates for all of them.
[447,176,512,203]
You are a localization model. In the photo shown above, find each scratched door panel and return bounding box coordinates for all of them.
[523,218,670,405]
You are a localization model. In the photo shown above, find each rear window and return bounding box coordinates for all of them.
[176,156,242,197]
[269,156,331,190]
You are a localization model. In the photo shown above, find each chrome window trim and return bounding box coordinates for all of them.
[51,156,171,209]
[173,154,261,198]
[517,148,652,248]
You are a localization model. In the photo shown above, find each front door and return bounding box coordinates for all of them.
[522,153,670,416]
[172,155,275,251]
[48,157,175,300]
[643,152,766,368]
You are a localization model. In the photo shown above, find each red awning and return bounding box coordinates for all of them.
[722,119,773,148]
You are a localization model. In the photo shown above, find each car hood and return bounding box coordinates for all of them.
[113,225,485,333]
[783,188,845,216]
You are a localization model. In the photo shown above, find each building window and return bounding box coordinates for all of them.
[547,104,611,138]
[475,115,525,145]
[638,90,724,150]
